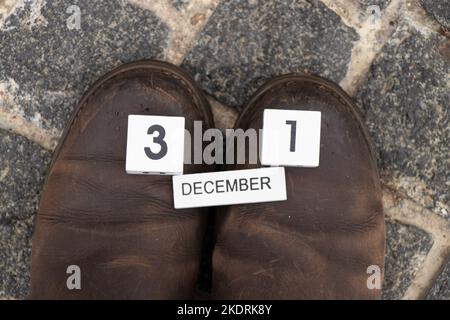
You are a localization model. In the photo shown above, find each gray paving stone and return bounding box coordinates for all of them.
[182,0,359,108]
[427,259,450,300]
[357,20,450,219]
[0,129,49,299]
[420,0,450,29]
[0,0,169,132]
[383,220,433,299]
[0,130,51,222]
[0,217,34,299]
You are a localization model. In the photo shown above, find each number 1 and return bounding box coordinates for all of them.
[286,120,297,152]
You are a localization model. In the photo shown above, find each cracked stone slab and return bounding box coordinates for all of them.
[427,259,450,300]
[420,0,450,29]
[356,19,450,219]
[0,129,51,222]
[383,220,433,299]
[182,0,359,108]
[0,216,34,299]
[0,0,169,132]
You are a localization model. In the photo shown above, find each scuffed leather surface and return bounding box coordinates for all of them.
[29,61,214,299]
[213,76,385,299]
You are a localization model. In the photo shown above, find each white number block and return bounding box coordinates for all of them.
[173,167,287,209]
[261,109,321,167]
[126,115,185,175]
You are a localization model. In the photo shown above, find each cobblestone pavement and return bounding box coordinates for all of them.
[0,0,448,299]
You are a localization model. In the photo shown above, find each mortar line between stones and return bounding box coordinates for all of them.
[207,95,239,130]
[318,0,364,30]
[321,0,446,97]
[383,187,450,241]
[339,0,403,96]
[403,0,447,36]
[383,188,450,299]
[128,0,220,65]
[0,108,59,151]
[402,242,450,299]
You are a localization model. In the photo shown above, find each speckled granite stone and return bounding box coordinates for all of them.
[0,130,51,222]
[357,20,450,219]
[420,0,450,29]
[383,220,434,299]
[428,259,450,300]
[0,0,169,132]
[0,129,50,298]
[182,0,359,108]
[0,216,34,299]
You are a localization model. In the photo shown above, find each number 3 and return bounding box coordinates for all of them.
[144,125,168,160]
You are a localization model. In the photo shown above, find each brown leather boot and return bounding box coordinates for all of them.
[29,61,214,299]
[213,75,385,299]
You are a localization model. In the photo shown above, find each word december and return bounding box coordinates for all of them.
[173,167,286,209]
[181,176,271,196]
